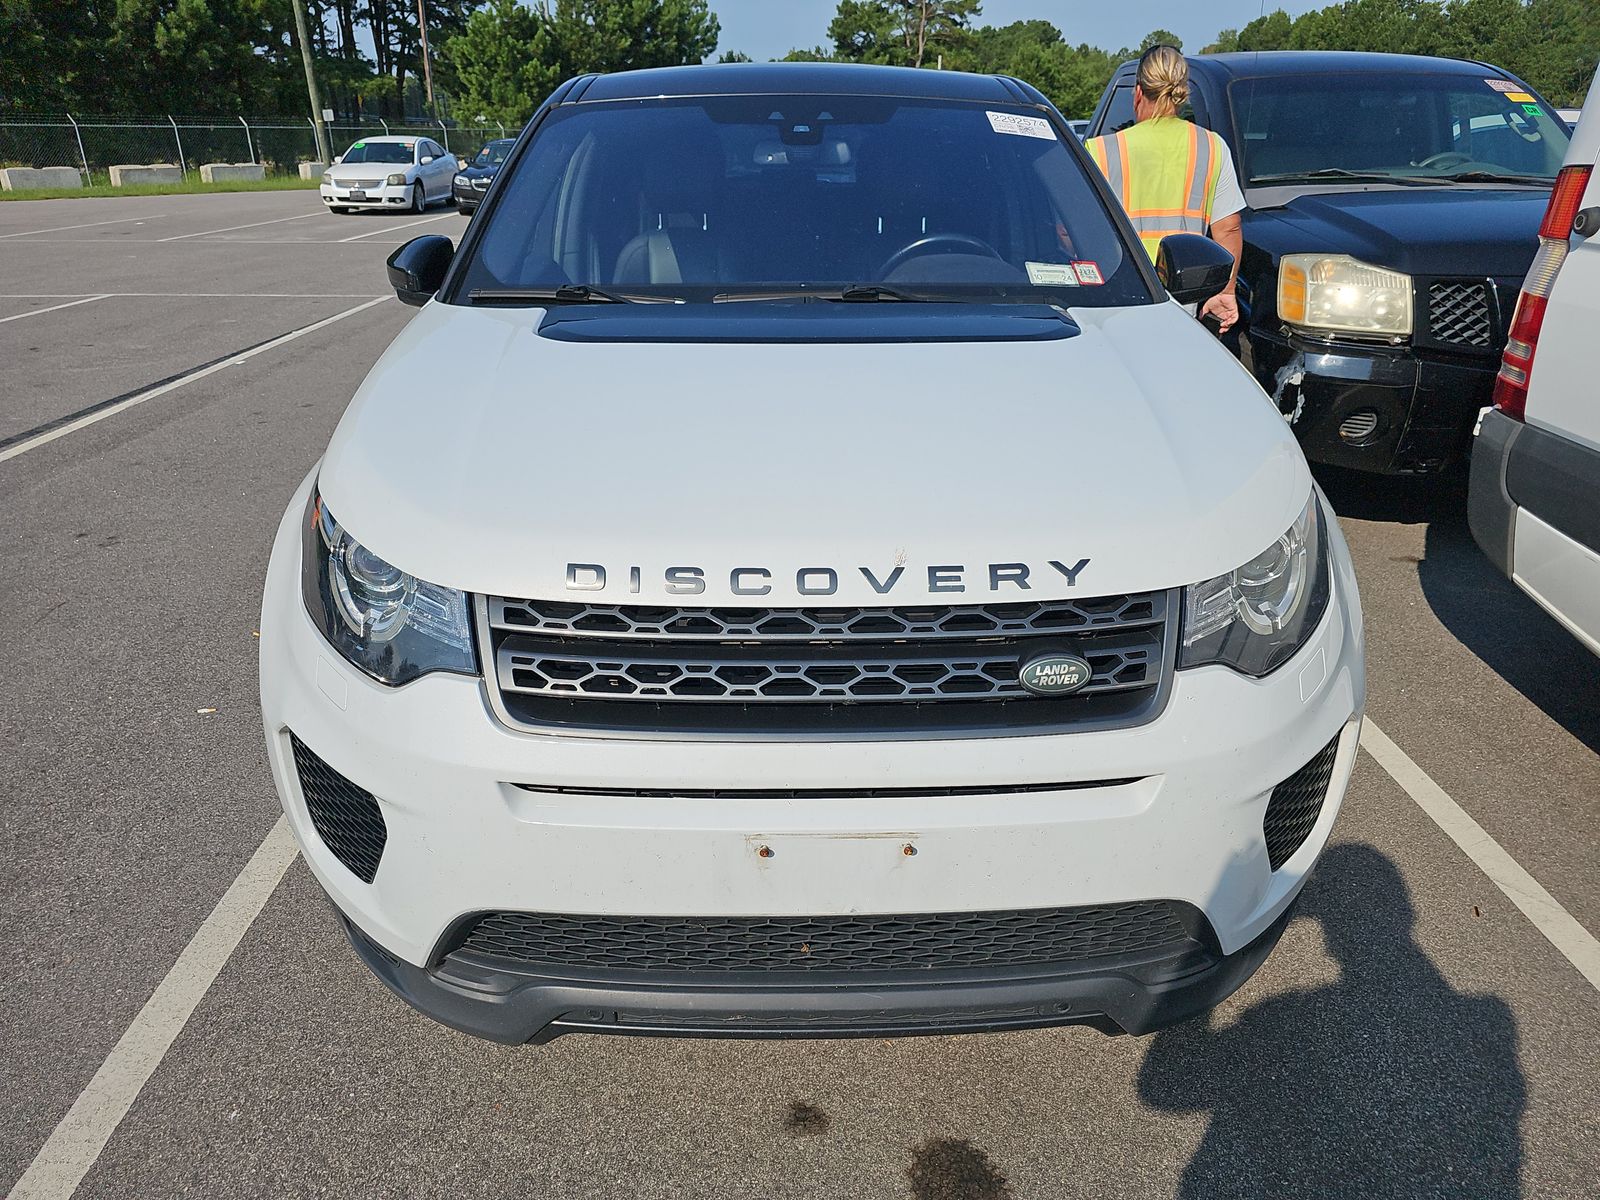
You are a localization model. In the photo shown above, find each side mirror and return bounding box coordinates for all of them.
[333,154,343,163]
[1156,233,1235,306]
[420,155,435,164]
[386,235,454,307]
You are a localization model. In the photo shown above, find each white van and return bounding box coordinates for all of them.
[1471,65,1600,656]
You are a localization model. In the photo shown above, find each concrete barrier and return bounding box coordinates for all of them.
[199,162,266,183]
[108,163,183,186]
[0,166,84,191]
[298,161,328,181]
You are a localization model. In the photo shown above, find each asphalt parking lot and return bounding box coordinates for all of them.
[2,189,1598,1200]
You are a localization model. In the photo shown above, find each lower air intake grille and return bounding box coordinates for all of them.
[1427,281,1493,349]
[1263,734,1341,871]
[290,733,387,884]
[450,901,1198,973]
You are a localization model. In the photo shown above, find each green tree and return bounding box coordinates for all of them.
[441,0,720,126]
[1140,28,1182,52]
[826,0,981,68]
[716,48,752,62]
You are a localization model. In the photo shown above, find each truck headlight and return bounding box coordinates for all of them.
[1278,254,1412,338]
[1180,493,1331,677]
[387,172,407,186]
[301,490,476,685]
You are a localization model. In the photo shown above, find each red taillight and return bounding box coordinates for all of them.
[1495,164,1593,421]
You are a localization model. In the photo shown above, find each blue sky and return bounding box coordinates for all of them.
[713,1,1324,61]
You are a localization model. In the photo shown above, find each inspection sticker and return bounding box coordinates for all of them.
[986,111,1056,140]
[1027,262,1079,285]
[1504,91,1536,103]
[1072,260,1105,285]
[1486,79,1519,92]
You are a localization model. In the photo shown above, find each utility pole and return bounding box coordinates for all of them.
[292,0,332,165]
[416,0,436,113]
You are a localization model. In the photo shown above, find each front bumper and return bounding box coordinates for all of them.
[260,474,1366,1042]
[319,182,410,208]
[452,182,487,210]
[1249,328,1495,474]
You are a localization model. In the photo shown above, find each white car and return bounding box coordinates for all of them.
[320,134,455,214]
[261,64,1366,1044]
[1471,66,1600,656]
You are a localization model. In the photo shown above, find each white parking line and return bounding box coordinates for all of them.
[1361,720,1600,991]
[4,292,389,299]
[156,212,322,242]
[6,817,299,1200]
[337,211,456,242]
[0,295,108,324]
[0,214,165,240]
[0,296,388,463]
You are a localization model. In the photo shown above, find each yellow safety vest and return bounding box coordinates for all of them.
[1085,117,1226,262]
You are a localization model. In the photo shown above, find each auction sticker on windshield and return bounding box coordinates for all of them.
[1027,262,1079,285]
[986,111,1055,140]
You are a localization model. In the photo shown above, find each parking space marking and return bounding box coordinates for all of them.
[1362,720,1600,991]
[0,295,108,324]
[7,817,299,1200]
[4,292,388,299]
[336,212,456,242]
[156,212,322,242]
[0,215,165,240]
[0,296,388,463]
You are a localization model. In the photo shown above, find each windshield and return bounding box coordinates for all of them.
[454,96,1146,305]
[1231,73,1569,185]
[341,141,414,165]
[473,140,515,168]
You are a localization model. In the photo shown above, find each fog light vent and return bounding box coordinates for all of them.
[1338,409,1380,443]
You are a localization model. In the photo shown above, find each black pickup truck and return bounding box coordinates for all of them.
[1088,51,1569,474]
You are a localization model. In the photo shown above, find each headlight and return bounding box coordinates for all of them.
[301,490,476,686]
[386,172,407,186]
[1180,493,1331,677]
[321,172,333,186]
[453,173,468,186]
[1278,253,1412,338]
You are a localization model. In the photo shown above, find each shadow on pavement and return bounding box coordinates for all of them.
[1316,464,1600,756]
[1138,843,1525,1199]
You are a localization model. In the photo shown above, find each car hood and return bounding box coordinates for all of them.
[319,301,1311,604]
[458,163,500,179]
[327,161,407,180]
[1247,186,1548,277]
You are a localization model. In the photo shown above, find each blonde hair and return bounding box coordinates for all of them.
[1137,45,1189,114]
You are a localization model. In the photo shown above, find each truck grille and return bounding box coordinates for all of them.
[1426,281,1493,349]
[447,901,1203,973]
[480,593,1175,737]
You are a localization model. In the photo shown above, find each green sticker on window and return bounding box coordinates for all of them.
[1522,104,1543,116]
[352,141,365,149]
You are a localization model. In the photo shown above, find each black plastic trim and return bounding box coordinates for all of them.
[1505,417,1600,557]
[339,904,1294,1044]
[536,303,1081,344]
[509,777,1141,800]
[1469,406,1520,575]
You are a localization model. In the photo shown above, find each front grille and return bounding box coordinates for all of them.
[448,901,1200,973]
[482,593,1174,737]
[472,177,489,190]
[345,178,382,189]
[1263,734,1341,870]
[290,733,387,883]
[1427,281,1493,349]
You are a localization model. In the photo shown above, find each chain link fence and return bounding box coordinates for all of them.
[0,114,513,184]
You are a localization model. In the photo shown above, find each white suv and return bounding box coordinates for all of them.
[261,64,1365,1044]
[1471,65,1600,656]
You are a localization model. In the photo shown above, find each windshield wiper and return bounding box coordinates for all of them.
[713,284,937,303]
[1249,169,1436,186]
[468,285,679,305]
[1437,171,1555,185]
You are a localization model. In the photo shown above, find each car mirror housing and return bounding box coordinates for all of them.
[1156,234,1235,306]
[421,155,434,164]
[386,235,455,307]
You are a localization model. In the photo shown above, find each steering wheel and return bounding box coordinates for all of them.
[879,232,1004,277]
[1414,150,1474,171]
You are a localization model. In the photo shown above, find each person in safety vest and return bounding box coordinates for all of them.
[1085,45,1246,332]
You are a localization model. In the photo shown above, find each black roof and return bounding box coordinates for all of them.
[573,62,1040,104]
[1178,50,1500,80]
